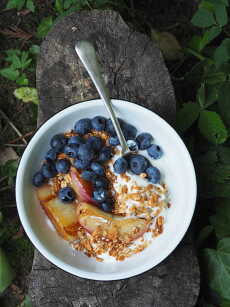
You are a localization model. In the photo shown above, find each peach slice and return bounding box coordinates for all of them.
[36,183,55,203]
[76,202,149,242]
[70,167,98,205]
[41,197,78,241]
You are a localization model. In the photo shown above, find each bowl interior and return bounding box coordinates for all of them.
[16,99,196,280]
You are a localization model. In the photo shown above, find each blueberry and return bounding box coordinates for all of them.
[86,136,102,151]
[58,187,76,203]
[93,177,109,189]
[78,144,95,161]
[74,118,91,135]
[129,154,148,175]
[105,119,116,136]
[146,166,161,184]
[81,170,97,182]
[136,133,153,150]
[101,199,114,212]
[109,136,120,146]
[93,188,109,203]
[98,146,112,162]
[74,159,90,170]
[121,122,137,140]
[63,144,79,158]
[90,162,105,176]
[147,144,163,159]
[41,161,57,178]
[91,116,106,131]
[32,171,45,187]
[45,148,58,161]
[55,159,70,174]
[68,136,85,146]
[113,157,128,174]
[50,134,67,151]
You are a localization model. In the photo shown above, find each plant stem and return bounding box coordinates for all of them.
[4,144,26,147]
[8,131,34,144]
[0,109,27,144]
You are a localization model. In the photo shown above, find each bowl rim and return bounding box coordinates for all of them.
[16,98,197,281]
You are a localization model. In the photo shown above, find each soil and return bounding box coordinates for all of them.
[0,0,196,306]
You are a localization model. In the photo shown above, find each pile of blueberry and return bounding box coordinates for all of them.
[32,116,163,212]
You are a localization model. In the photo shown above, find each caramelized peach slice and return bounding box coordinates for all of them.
[76,203,149,242]
[40,197,78,241]
[36,183,55,202]
[70,167,98,205]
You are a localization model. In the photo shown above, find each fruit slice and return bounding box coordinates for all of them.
[70,167,98,205]
[76,202,149,242]
[41,197,78,241]
[36,184,55,202]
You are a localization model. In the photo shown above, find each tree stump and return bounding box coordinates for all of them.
[29,10,200,307]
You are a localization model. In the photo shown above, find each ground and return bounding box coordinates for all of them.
[0,1,196,306]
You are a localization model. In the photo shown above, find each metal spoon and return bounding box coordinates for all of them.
[75,40,133,156]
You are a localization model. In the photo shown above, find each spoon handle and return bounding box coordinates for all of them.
[75,40,130,155]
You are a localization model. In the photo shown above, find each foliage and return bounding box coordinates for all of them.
[0,160,19,185]
[176,0,230,304]
[0,248,15,293]
[14,87,39,105]
[6,0,35,12]
[0,49,34,85]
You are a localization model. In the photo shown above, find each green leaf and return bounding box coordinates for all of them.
[197,83,205,107]
[198,26,221,51]
[218,146,230,164]
[14,87,39,104]
[203,240,230,301]
[203,183,230,198]
[151,30,183,60]
[1,160,19,185]
[16,73,29,85]
[204,84,219,108]
[0,67,19,81]
[19,295,33,307]
[214,39,230,68]
[26,0,35,12]
[176,102,200,134]
[214,3,228,26]
[0,212,3,224]
[0,248,15,293]
[205,72,227,85]
[191,8,216,28]
[6,0,25,10]
[20,51,32,69]
[55,0,64,13]
[29,44,40,55]
[63,0,74,9]
[221,300,230,307]
[198,110,228,144]
[37,16,54,39]
[210,199,230,239]
[219,82,230,127]
[196,225,214,249]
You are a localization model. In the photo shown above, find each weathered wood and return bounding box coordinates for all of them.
[29,10,199,307]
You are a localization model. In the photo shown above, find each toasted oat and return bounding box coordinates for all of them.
[140,173,147,178]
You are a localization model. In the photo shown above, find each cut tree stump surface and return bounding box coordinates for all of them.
[29,10,200,307]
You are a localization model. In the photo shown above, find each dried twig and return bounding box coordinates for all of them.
[0,186,12,192]
[8,130,34,144]
[0,26,32,40]
[4,144,26,147]
[0,176,8,184]
[0,109,27,144]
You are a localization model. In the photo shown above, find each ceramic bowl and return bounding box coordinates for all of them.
[16,99,196,280]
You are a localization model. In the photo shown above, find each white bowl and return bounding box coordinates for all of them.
[16,99,196,281]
